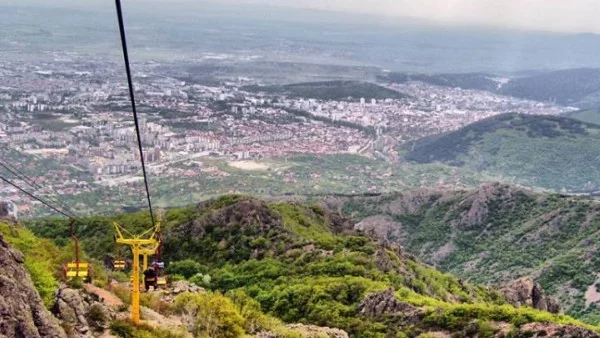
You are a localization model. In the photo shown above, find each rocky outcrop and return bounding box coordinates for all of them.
[500,278,561,314]
[515,323,599,338]
[0,233,65,338]
[354,215,404,242]
[53,286,111,338]
[159,280,206,303]
[358,288,420,318]
[256,324,349,338]
[285,324,349,338]
[0,201,17,221]
[168,280,205,295]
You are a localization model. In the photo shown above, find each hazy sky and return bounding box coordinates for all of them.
[220,0,600,33]
[5,0,600,33]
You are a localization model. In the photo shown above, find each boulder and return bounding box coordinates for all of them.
[500,278,561,313]
[0,233,65,338]
[53,286,111,337]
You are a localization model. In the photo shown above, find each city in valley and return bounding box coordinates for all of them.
[0,53,574,216]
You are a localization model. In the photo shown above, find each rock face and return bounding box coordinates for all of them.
[0,233,65,338]
[354,215,404,242]
[357,288,420,318]
[53,286,111,338]
[500,278,561,314]
[516,323,599,338]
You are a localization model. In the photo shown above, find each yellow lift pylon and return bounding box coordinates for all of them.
[112,221,160,324]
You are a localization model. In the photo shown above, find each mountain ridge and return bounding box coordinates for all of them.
[327,183,600,324]
[23,194,600,337]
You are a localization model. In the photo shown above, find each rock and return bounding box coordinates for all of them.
[500,278,561,313]
[0,232,65,338]
[516,323,599,337]
[53,286,112,337]
[357,288,420,318]
[354,215,404,242]
[285,324,349,338]
[160,280,205,302]
[0,201,18,221]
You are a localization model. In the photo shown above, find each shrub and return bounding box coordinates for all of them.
[87,303,109,331]
[189,273,211,287]
[165,259,207,279]
[109,319,185,338]
[173,292,245,338]
[67,276,84,289]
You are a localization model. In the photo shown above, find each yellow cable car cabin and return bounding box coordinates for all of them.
[113,260,126,270]
[65,262,91,283]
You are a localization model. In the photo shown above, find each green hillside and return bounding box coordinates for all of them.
[403,113,600,192]
[243,80,408,101]
[23,195,599,337]
[333,183,600,325]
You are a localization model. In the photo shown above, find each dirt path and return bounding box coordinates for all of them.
[84,284,124,307]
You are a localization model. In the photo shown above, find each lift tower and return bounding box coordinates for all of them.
[112,221,160,324]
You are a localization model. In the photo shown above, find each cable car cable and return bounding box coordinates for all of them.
[0,174,74,218]
[0,160,78,218]
[114,0,155,228]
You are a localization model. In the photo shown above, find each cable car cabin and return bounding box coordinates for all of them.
[113,260,126,270]
[65,262,91,282]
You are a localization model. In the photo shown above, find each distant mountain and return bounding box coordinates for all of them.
[379,72,500,92]
[403,113,600,192]
[499,68,600,107]
[381,68,600,108]
[243,80,409,101]
[328,183,600,324]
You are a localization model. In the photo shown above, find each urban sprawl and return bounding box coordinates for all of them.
[0,53,573,215]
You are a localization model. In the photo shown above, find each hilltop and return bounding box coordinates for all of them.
[20,195,600,337]
[380,68,600,107]
[328,183,600,325]
[242,80,409,101]
[403,113,600,192]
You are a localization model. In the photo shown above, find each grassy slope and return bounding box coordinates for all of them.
[26,196,599,337]
[404,113,600,192]
[566,108,600,125]
[336,184,600,324]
